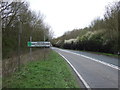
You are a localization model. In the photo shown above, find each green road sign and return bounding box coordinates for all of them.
[28,42,32,47]
[27,41,51,47]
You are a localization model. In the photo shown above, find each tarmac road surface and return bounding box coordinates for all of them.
[52,47,119,88]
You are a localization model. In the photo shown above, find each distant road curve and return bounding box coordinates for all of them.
[52,47,119,88]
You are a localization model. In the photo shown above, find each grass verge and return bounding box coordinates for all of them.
[81,50,119,58]
[67,48,119,58]
[3,50,79,88]
[61,48,119,58]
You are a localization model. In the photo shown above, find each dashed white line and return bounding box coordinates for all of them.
[58,52,91,89]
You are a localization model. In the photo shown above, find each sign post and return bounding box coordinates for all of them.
[30,36,32,60]
[27,41,51,61]
[44,35,45,60]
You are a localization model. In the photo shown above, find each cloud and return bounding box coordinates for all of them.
[28,0,118,37]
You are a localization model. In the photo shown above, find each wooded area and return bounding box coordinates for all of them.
[52,1,120,54]
[1,1,52,59]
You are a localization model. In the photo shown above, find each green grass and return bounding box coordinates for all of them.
[61,48,119,58]
[90,52,118,57]
[4,50,79,88]
[80,50,119,58]
[66,48,119,58]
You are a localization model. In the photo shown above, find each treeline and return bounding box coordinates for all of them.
[52,1,120,54]
[1,1,52,58]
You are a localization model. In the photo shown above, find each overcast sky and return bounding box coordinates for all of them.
[28,0,118,38]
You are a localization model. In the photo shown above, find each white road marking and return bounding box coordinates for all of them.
[58,48,120,70]
[58,52,91,89]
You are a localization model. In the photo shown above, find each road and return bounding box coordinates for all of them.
[52,47,119,88]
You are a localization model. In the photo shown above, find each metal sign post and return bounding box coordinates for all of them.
[44,34,45,60]
[30,36,32,60]
[27,41,51,61]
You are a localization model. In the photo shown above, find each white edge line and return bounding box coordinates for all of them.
[59,49,120,70]
[58,52,90,89]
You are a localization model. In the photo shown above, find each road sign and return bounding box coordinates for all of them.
[27,41,51,47]
[28,42,32,47]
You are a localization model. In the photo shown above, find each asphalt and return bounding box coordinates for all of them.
[52,47,119,88]
[69,50,119,66]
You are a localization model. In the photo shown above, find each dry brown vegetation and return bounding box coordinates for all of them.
[3,48,50,77]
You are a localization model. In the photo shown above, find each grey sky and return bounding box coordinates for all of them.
[28,0,118,38]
